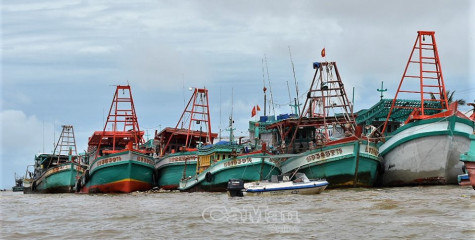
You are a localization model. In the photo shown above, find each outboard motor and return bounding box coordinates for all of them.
[227,179,244,197]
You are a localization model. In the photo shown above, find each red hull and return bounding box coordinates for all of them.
[464,162,475,190]
[79,179,152,193]
[160,184,178,190]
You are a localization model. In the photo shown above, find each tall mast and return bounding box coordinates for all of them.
[382,31,448,134]
[288,61,355,152]
[162,88,213,155]
[89,85,145,157]
[53,125,78,158]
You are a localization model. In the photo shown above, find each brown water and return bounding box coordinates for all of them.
[1,186,474,239]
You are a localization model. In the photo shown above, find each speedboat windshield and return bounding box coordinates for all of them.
[294,173,310,183]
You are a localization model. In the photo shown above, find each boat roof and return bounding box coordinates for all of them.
[266,114,357,130]
[155,127,218,142]
[88,130,144,146]
[355,99,442,125]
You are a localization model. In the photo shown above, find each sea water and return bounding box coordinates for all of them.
[1,186,474,239]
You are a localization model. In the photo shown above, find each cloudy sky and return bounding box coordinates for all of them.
[1,0,474,188]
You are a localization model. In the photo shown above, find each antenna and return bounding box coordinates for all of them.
[377,81,387,100]
[231,88,234,119]
[286,80,292,112]
[288,46,300,113]
[261,58,267,116]
[42,120,45,153]
[182,73,186,109]
[219,86,222,141]
[264,55,275,116]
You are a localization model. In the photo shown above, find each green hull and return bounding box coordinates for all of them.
[300,155,380,188]
[198,164,280,191]
[282,140,382,188]
[180,155,281,192]
[12,186,24,192]
[80,151,154,193]
[157,163,197,190]
[33,163,84,193]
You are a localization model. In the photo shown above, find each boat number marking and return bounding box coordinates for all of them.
[136,156,154,165]
[224,158,252,167]
[364,146,379,156]
[169,156,197,163]
[306,148,343,162]
[44,165,70,177]
[97,156,122,167]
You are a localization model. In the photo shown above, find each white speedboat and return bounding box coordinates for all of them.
[227,173,328,197]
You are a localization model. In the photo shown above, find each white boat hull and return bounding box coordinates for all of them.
[380,116,473,186]
[243,185,327,196]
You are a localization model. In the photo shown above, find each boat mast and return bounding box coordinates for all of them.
[162,88,213,155]
[53,125,78,163]
[287,61,355,152]
[92,85,144,157]
[382,31,448,134]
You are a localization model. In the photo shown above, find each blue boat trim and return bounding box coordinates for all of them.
[246,182,329,192]
[458,174,469,181]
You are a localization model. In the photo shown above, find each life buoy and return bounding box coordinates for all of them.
[205,172,213,182]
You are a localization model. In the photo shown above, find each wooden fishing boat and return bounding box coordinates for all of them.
[179,117,280,192]
[460,133,475,189]
[24,125,86,193]
[379,31,474,186]
[12,173,24,192]
[78,85,155,193]
[154,88,217,190]
[266,61,382,188]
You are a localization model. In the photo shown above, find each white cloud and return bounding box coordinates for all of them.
[0,110,56,188]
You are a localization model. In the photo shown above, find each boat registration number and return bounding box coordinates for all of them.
[306,148,343,162]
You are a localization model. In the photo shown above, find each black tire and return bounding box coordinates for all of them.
[75,179,82,192]
[205,172,213,182]
[152,169,158,186]
[84,170,90,183]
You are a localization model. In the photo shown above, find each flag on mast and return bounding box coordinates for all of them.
[321,48,326,58]
[251,106,257,117]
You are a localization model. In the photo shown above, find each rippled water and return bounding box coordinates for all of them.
[1,186,474,239]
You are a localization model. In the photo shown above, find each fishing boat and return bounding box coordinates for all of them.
[460,133,475,189]
[266,61,382,188]
[227,173,328,197]
[154,88,217,190]
[12,173,24,192]
[78,85,155,193]
[379,31,474,186]
[179,118,280,192]
[24,125,86,193]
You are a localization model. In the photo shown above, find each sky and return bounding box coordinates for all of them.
[1,0,474,189]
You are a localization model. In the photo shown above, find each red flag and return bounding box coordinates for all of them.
[321,48,325,57]
[251,106,257,117]
[256,105,261,111]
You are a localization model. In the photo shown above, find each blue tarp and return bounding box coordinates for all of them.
[313,62,321,69]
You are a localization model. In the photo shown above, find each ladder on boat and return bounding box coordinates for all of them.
[382,31,449,133]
